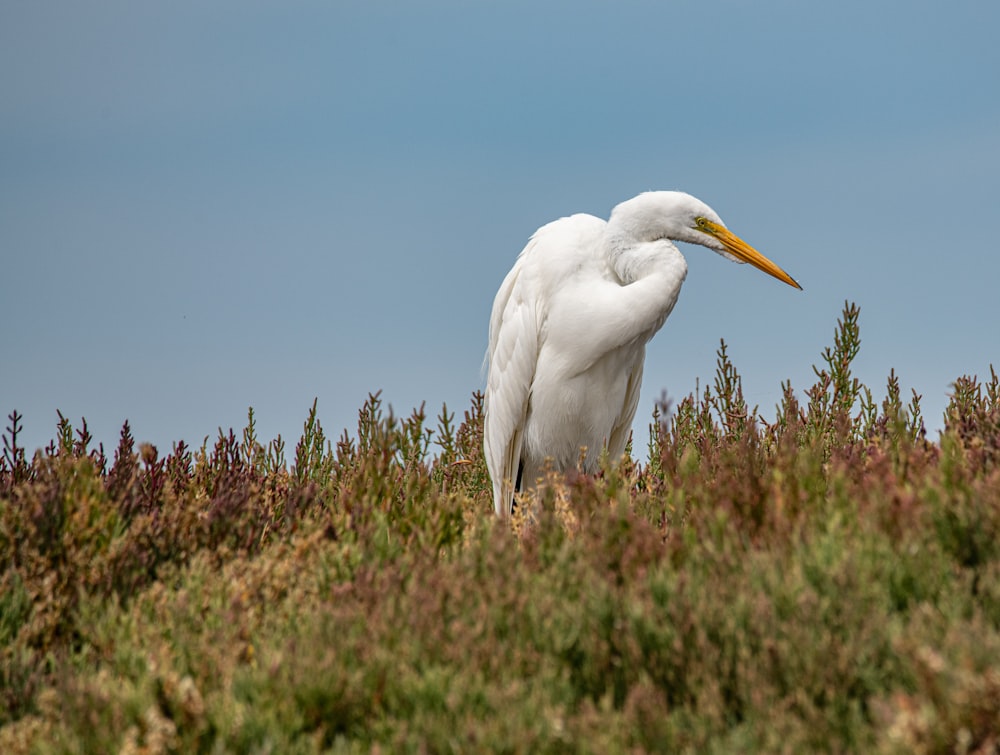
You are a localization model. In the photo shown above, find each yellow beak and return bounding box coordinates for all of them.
[702,220,802,290]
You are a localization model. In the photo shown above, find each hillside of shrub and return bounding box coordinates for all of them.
[1,302,998,753]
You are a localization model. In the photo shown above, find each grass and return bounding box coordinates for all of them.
[1,301,999,753]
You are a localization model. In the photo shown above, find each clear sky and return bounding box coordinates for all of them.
[3,1,999,459]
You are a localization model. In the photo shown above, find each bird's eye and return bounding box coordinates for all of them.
[695,217,710,230]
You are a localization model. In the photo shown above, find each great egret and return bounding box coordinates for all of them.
[483,191,800,517]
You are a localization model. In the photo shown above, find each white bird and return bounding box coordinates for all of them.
[483,191,801,516]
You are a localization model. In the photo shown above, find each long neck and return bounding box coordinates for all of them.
[576,229,687,358]
[606,229,683,285]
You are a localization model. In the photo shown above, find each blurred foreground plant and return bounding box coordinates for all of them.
[1,301,999,753]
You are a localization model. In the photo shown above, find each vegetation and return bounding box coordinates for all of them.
[1,302,998,753]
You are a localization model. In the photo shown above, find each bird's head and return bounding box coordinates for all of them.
[609,191,802,290]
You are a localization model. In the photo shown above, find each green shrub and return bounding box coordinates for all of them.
[1,302,998,753]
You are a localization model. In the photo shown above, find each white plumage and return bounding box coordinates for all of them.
[483,191,800,516]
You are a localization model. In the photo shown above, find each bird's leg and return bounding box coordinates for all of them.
[511,458,525,515]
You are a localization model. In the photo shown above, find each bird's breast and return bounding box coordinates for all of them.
[522,342,645,473]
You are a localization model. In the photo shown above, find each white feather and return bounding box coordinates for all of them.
[483,191,799,516]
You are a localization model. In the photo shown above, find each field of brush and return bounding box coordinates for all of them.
[2,302,999,753]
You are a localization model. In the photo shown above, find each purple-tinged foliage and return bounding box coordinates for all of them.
[1,302,999,751]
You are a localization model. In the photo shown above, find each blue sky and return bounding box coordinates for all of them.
[3,1,999,459]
